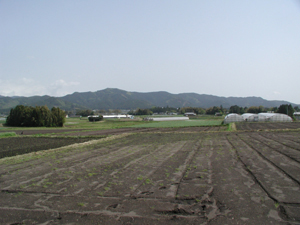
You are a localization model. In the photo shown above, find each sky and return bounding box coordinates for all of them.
[1,0,300,104]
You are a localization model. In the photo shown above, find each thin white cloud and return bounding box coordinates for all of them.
[0,78,46,96]
[0,78,80,97]
[50,79,80,96]
[273,91,281,95]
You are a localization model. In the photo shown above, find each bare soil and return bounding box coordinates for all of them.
[0,129,300,224]
[236,122,300,131]
[0,126,227,137]
[0,137,104,159]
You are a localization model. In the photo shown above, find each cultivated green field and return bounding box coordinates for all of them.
[65,116,224,129]
[130,119,222,128]
[0,115,225,132]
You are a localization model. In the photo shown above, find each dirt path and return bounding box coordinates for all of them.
[0,131,299,224]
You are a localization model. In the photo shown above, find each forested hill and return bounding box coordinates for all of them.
[0,88,297,113]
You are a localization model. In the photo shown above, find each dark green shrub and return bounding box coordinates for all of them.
[88,115,103,122]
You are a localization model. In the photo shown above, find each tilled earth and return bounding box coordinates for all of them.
[0,128,300,224]
[236,122,300,131]
[0,126,227,137]
[0,137,105,159]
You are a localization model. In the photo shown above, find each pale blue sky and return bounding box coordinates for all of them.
[1,0,300,104]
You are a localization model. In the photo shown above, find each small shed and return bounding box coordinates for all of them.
[223,113,244,124]
[184,112,196,117]
[294,112,300,120]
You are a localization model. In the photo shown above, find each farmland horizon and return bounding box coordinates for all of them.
[0,88,299,115]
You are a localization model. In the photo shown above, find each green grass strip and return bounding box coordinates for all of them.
[130,120,222,128]
[0,132,17,138]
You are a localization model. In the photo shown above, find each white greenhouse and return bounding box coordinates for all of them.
[146,117,189,122]
[241,113,267,122]
[223,113,244,124]
[258,113,292,122]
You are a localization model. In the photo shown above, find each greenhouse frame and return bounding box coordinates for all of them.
[258,113,292,122]
[223,113,244,124]
[224,113,293,124]
[241,113,267,122]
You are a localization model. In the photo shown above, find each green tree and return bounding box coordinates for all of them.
[277,104,294,118]
[133,108,153,115]
[51,107,65,127]
[206,106,221,115]
[6,105,65,127]
[229,105,244,114]
[179,107,205,115]
[76,109,94,117]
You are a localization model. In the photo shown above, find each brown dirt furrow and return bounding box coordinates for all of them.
[228,134,300,204]
[236,122,300,131]
[239,133,300,184]
[113,141,194,198]
[176,137,213,200]
[259,132,300,149]
[0,192,207,224]
[1,131,300,224]
[251,132,300,161]
[130,141,200,200]
[90,142,187,197]
[207,134,285,224]
[0,143,152,192]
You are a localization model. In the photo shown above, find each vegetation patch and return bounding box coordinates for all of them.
[0,132,17,138]
[130,119,222,128]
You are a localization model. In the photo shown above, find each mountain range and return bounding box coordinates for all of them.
[0,88,298,114]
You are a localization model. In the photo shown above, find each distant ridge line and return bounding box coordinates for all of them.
[0,88,298,113]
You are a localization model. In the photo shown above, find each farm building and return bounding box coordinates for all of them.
[242,113,267,122]
[294,112,300,120]
[258,113,292,122]
[184,112,196,117]
[145,117,189,121]
[223,113,244,124]
[103,115,133,119]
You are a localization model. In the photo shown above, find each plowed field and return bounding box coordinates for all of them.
[0,126,227,136]
[236,122,300,131]
[1,130,300,224]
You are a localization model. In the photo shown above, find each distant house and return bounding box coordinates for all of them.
[184,112,196,117]
[294,112,300,120]
[102,114,132,119]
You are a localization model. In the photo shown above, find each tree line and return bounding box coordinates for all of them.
[229,104,296,118]
[6,105,65,127]
[126,104,298,116]
[74,104,299,117]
